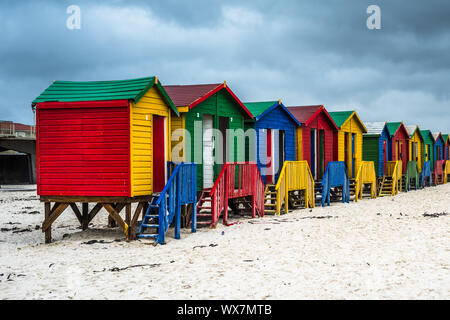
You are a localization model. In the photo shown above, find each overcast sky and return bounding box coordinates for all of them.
[0,0,449,133]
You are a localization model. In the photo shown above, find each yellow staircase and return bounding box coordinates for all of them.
[272,161,315,215]
[445,160,450,183]
[354,161,377,201]
[379,161,402,197]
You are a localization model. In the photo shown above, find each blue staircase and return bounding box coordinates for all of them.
[420,161,432,188]
[137,162,197,245]
[320,161,350,207]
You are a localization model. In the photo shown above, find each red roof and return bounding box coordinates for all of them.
[163,83,253,118]
[287,105,338,130]
[164,84,221,108]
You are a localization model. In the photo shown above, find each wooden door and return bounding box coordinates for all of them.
[277,130,285,181]
[311,129,317,179]
[153,115,166,193]
[351,133,355,178]
[318,130,324,179]
[383,140,387,175]
[266,129,273,184]
[202,115,214,189]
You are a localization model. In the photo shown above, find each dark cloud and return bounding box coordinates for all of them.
[0,0,449,133]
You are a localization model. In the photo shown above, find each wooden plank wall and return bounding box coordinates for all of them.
[37,105,131,196]
[130,86,171,196]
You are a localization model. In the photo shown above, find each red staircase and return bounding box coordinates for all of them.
[198,162,265,228]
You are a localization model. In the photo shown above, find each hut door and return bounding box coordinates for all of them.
[217,117,229,176]
[153,115,167,193]
[425,144,430,161]
[202,115,214,189]
[266,129,273,184]
[310,129,317,179]
[344,132,349,175]
[318,130,324,179]
[383,140,387,175]
[277,130,285,181]
[351,133,355,178]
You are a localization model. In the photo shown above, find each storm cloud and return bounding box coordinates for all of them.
[0,0,449,132]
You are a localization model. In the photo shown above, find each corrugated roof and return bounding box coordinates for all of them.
[328,111,354,128]
[164,82,253,119]
[286,105,323,124]
[386,122,402,137]
[420,130,433,142]
[243,101,279,118]
[364,122,386,136]
[32,76,179,115]
[164,84,222,107]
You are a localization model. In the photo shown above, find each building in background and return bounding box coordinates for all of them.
[0,121,36,184]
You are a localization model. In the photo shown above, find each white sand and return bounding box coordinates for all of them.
[0,184,449,300]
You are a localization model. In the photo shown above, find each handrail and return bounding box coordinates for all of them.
[386,161,402,195]
[274,161,315,214]
[444,160,450,183]
[209,162,264,227]
[151,162,197,244]
[404,161,419,191]
[434,160,444,185]
[354,161,377,201]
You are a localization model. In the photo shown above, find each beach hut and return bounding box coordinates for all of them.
[432,132,445,185]
[421,130,435,169]
[287,105,339,181]
[443,134,450,161]
[362,122,389,177]
[386,122,409,174]
[432,132,445,162]
[164,82,254,190]
[328,111,367,178]
[164,82,265,227]
[32,76,186,243]
[242,100,300,184]
[405,125,424,173]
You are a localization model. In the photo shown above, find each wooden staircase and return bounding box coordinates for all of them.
[195,188,213,227]
[264,184,278,214]
[349,178,356,200]
[137,196,160,240]
[378,177,394,196]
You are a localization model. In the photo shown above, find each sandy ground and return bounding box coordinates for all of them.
[0,184,449,300]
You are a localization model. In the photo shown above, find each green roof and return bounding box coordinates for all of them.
[442,134,449,143]
[32,76,178,115]
[243,101,278,118]
[386,122,402,137]
[420,130,433,142]
[328,111,355,128]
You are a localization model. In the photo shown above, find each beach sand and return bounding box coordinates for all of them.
[0,184,449,300]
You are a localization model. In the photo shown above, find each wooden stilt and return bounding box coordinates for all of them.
[82,203,89,230]
[44,202,51,244]
[108,202,117,228]
[130,202,144,240]
[39,195,152,244]
[103,204,128,237]
[69,203,83,225]
[87,203,103,224]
